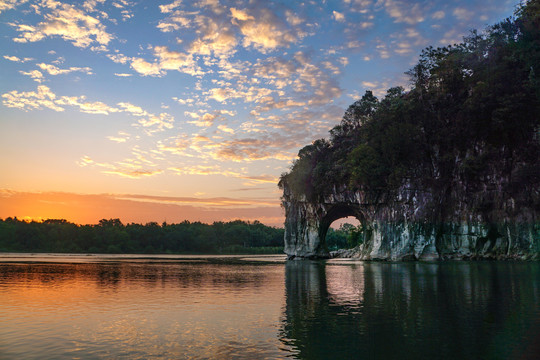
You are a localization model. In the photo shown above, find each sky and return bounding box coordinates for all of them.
[0,0,518,226]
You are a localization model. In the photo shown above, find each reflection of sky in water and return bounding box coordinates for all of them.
[0,259,293,359]
[326,265,365,307]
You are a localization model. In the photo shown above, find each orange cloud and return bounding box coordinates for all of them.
[0,190,284,226]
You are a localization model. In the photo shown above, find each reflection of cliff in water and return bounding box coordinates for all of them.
[281,261,540,360]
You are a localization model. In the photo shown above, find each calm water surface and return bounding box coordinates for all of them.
[0,254,539,359]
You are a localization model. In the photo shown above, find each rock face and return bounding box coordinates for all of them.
[282,184,539,260]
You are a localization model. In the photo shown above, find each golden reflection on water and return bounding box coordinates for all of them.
[0,260,292,359]
[2,257,540,359]
[326,264,365,306]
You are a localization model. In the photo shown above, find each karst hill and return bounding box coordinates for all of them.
[279,0,540,260]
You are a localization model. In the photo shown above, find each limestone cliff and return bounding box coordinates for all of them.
[282,182,539,260]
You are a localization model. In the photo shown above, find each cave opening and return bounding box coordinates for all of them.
[319,204,365,252]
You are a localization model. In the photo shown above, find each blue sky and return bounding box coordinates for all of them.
[0,0,518,225]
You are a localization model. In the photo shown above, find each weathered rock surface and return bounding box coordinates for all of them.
[282,184,539,260]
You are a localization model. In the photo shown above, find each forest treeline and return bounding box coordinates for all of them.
[279,1,540,210]
[0,217,354,254]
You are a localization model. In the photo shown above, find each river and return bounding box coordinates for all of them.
[1,254,539,359]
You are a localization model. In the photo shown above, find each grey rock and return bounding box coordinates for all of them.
[282,184,539,260]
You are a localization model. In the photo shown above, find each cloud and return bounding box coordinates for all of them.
[130,57,163,76]
[186,14,237,58]
[0,0,29,14]
[107,131,130,143]
[111,0,134,21]
[218,124,235,134]
[239,174,278,183]
[37,63,92,75]
[382,0,426,24]
[2,85,174,133]
[432,10,445,19]
[285,10,304,26]
[253,56,299,87]
[0,189,284,226]
[107,53,130,64]
[215,139,294,162]
[189,135,296,162]
[184,109,235,128]
[129,46,202,77]
[154,46,201,75]
[186,112,218,127]
[19,69,44,82]
[359,78,399,97]
[3,55,33,62]
[231,7,303,53]
[157,135,192,155]
[10,1,113,49]
[439,29,464,45]
[2,85,64,111]
[157,10,193,32]
[333,11,345,22]
[291,52,342,105]
[78,153,163,179]
[159,0,183,13]
[57,95,118,115]
[136,112,175,133]
[169,164,242,178]
[115,193,279,207]
[117,102,147,116]
[207,87,243,103]
[114,73,132,77]
[167,164,278,185]
[104,169,163,178]
[453,7,473,21]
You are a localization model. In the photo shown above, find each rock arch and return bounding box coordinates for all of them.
[318,204,364,252]
[282,188,380,259]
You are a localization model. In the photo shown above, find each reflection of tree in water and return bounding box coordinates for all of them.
[280,261,540,360]
[0,262,271,292]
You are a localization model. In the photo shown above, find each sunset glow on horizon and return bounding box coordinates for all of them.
[0,0,518,226]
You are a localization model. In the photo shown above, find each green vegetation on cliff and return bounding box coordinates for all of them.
[279,1,540,217]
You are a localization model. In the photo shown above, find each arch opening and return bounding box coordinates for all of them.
[319,204,365,252]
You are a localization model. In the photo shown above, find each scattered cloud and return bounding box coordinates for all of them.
[19,69,44,83]
[3,55,33,62]
[37,63,92,75]
[382,0,427,24]
[2,85,174,133]
[333,11,345,22]
[130,57,163,76]
[107,53,130,64]
[439,29,464,45]
[10,1,113,49]
[0,189,284,226]
[78,153,163,179]
[453,7,473,21]
[432,10,445,19]
[231,7,304,53]
[154,45,201,75]
[107,131,130,143]
[159,0,183,14]
[136,112,175,133]
[2,85,64,111]
[57,95,118,115]
[0,0,29,14]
